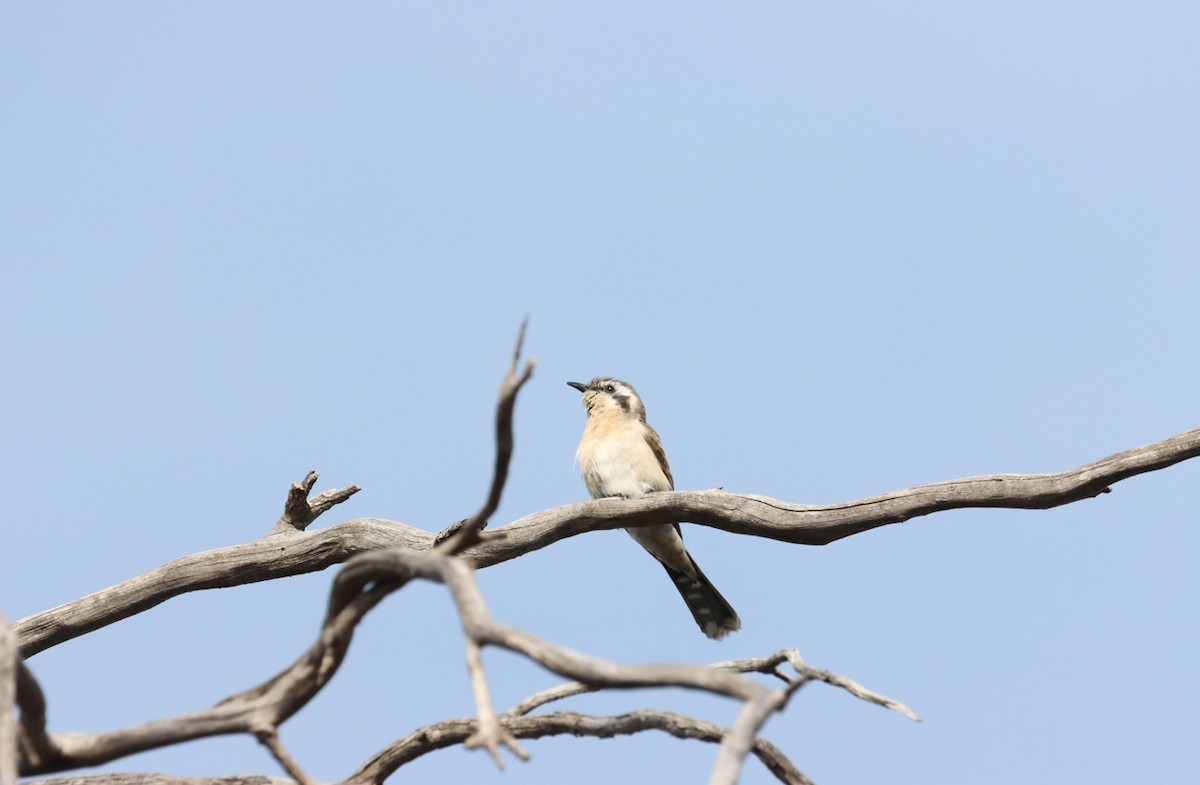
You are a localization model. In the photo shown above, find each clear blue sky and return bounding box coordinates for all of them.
[3,3,1198,783]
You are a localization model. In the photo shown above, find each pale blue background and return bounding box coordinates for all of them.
[3,3,1198,784]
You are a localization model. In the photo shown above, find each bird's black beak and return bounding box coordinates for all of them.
[566,381,588,393]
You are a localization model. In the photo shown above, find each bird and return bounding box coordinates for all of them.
[567,377,741,640]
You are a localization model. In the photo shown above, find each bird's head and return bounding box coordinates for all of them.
[566,377,647,421]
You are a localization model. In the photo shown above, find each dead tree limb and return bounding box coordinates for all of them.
[475,426,1200,558]
[24,778,287,785]
[0,615,15,785]
[17,428,1198,659]
[270,470,361,535]
[434,314,535,555]
[346,710,814,785]
[17,489,906,782]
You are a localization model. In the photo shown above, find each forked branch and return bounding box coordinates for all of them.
[305,546,889,784]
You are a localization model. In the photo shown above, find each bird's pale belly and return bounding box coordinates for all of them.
[581,433,668,498]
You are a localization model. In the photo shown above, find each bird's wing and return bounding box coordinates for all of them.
[643,423,674,490]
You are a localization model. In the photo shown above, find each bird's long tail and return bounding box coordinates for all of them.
[660,557,742,640]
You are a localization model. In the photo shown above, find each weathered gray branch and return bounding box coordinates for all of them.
[434,314,536,555]
[15,516,416,659]
[25,778,288,785]
[270,470,361,535]
[254,730,315,785]
[0,615,15,785]
[18,428,1199,659]
[19,710,813,785]
[330,548,818,783]
[18,539,898,783]
[477,426,1200,557]
[346,710,814,785]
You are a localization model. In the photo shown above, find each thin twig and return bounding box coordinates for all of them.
[503,681,599,717]
[254,730,317,785]
[437,317,536,555]
[782,648,920,721]
[462,638,528,768]
[271,472,360,535]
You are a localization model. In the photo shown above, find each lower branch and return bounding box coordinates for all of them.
[1,615,15,785]
[19,541,891,782]
[330,548,911,785]
[25,778,289,785]
[462,638,528,767]
[347,710,814,785]
[254,731,315,785]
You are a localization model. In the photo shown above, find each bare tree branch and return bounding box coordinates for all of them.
[16,428,1199,660]
[435,315,536,555]
[15,472,371,660]
[0,614,15,785]
[18,709,817,785]
[14,517,421,659]
[472,427,1200,560]
[8,648,53,772]
[503,647,920,723]
[329,548,836,784]
[22,535,872,782]
[254,730,316,785]
[270,471,360,535]
[709,649,920,722]
[25,777,289,785]
[503,679,600,717]
[462,637,529,767]
[346,710,814,785]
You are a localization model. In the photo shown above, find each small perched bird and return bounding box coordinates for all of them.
[567,377,741,640]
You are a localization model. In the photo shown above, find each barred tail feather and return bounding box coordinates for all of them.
[661,559,741,640]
